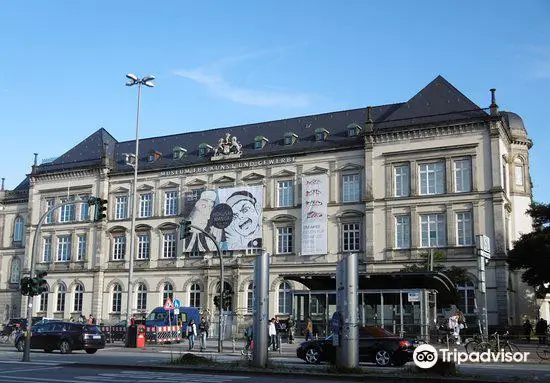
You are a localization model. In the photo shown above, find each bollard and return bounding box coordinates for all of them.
[232,338,235,353]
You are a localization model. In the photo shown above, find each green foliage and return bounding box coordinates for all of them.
[507,202,550,298]
[399,250,470,285]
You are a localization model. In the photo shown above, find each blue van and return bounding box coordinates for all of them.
[145,306,201,335]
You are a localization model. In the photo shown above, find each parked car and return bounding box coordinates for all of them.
[296,326,414,367]
[14,321,105,354]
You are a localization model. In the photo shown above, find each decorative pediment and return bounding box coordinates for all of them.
[336,163,363,172]
[211,132,243,161]
[158,222,178,231]
[185,178,207,187]
[272,169,295,178]
[137,184,154,191]
[241,172,265,181]
[212,175,235,184]
[302,166,328,175]
[112,186,130,194]
[160,181,180,189]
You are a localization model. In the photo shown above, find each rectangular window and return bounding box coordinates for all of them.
[342,223,361,252]
[113,235,126,261]
[43,237,52,262]
[56,291,65,312]
[277,180,294,207]
[394,165,410,197]
[164,191,179,216]
[139,193,153,218]
[137,234,150,259]
[59,200,75,223]
[39,292,48,312]
[115,196,128,219]
[454,158,472,192]
[112,292,122,313]
[137,288,147,311]
[162,233,176,258]
[515,165,524,186]
[419,162,445,195]
[456,212,473,246]
[342,173,360,202]
[420,214,446,247]
[395,215,411,249]
[80,198,90,221]
[77,234,87,261]
[276,227,293,254]
[57,235,71,262]
[45,199,55,224]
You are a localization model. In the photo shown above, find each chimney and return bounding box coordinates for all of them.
[490,88,499,116]
[365,106,374,133]
[31,153,39,174]
[1,178,4,191]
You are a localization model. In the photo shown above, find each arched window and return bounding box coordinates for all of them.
[9,258,20,284]
[278,281,292,314]
[137,283,147,311]
[56,283,66,312]
[514,158,525,187]
[112,283,122,313]
[189,283,201,308]
[246,282,254,313]
[13,217,24,243]
[162,282,174,304]
[73,283,84,312]
[39,284,49,312]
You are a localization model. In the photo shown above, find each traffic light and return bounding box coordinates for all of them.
[32,271,48,296]
[20,277,32,296]
[94,198,108,222]
[214,288,233,310]
[179,220,192,240]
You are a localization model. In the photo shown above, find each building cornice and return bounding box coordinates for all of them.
[371,121,487,144]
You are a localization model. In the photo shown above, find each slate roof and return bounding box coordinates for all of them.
[25,75,490,187]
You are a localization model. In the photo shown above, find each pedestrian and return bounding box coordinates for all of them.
[448,312,461,345]
[287,316,296,344]
[130,315,136,326]
[305,318,313,342]
[87,314,94,325]
[198,317,209,351]
[523,318,533,343]
[274,316,282,351]
[268,318,277,351]
[535,317,548,345]
[186,319,197,350]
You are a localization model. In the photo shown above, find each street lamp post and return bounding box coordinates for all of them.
[125,73,154,342]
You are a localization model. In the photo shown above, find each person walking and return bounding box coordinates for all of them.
[198,317,209,351]
[305,318,313,342]
[535,317,548,345]
[186,319,197,350]
[268,318,277,351]
[287,316,296,344]
[448,311,461,345]
[523,318,533,343]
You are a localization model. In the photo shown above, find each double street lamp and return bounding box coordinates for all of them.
[125,74,154,336]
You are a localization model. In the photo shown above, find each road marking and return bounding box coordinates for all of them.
[0,366,62,374]
[0,376,96,383]
[0,360,69,366]
[72,371,251,382]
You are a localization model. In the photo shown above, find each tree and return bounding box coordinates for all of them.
[507,202,550,298]
[400,250,470,285]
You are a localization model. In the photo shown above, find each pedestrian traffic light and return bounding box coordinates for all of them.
[93,198,108,222]
[214,288,233,310]
[179,220,192,240]
[32,271,48,295]
[20,277,32,296]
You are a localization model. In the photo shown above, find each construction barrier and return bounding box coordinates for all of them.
[101,324,182,344]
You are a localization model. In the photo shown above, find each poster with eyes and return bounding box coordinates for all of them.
[301,174,328,255]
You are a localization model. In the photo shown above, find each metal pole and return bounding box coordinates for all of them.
[252,252,269,367]
[126,82,142,342]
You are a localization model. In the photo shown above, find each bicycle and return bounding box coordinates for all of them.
[537,343,550,360]
[465,331,519,354]
[240,339,253,361]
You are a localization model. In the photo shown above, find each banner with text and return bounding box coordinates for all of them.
[301,174,328,255]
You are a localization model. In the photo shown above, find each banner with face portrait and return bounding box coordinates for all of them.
[301,174,328,255]
[183,186,263,252]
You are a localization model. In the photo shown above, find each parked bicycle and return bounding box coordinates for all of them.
[240,339,253,361]
[465,331,519,353]
[537,343,550,360]
[0,325,22,344]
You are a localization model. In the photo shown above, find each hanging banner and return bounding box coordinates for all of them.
[183,186,264,252]
[301,173,328,255]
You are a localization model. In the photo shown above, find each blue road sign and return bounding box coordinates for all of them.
[173,299,181,309]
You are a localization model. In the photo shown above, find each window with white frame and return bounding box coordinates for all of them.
[163,282,174,304]
[278,281,292,314]
[342,173,360,202]
[73,283,84,312]
[43,237,52,262]
[162,232,176,258]
[246,282,254,313]
[420,213,446,247]
[394,165,410,197]
[139,193,153,218]
[419,162,445,195]
[9,258,20,284]
[57,235,71,262]
[56,283,66,312]
[112,235,126,261]
[137,234,150,260]
[39,286,49,312]
[164,191,179,216]
[137,283,147,311]
[454,158,472,193]
[13,217,24,243]
[112,284,122,312]
[80,198,90,221]
[277,180,294,207]
[276,226,293,254]
[77,234,87,261]
[115,196,128,219]
[456,211,473,246]
[45,199,55,224]
[514,162,524,186]
[458,281,475,314]
[189,283,201,308]
[246,243,262,255]
[342,223,361,252]
[59,199,75,222]
[395,215,411,249]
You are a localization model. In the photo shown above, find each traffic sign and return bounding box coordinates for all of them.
[173,299,181,309]
[164,297,174,310]
[174,308,180,315]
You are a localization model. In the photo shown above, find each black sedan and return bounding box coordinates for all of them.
[15,321,105,354]
[296,326,414,367]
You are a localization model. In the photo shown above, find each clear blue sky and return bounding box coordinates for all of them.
[1,1,549,202]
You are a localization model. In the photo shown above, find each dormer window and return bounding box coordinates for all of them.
[314,128,329,142]
[254,136,269,150]
[347,123,362,137]
[173,146,187,160]
[147,150,162,163]
[199,143,213,157]
[284,132,298,146]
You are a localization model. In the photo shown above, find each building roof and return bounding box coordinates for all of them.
[24,75,491,188]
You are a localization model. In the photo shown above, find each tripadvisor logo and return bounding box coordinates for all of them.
[413,344,438,368]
